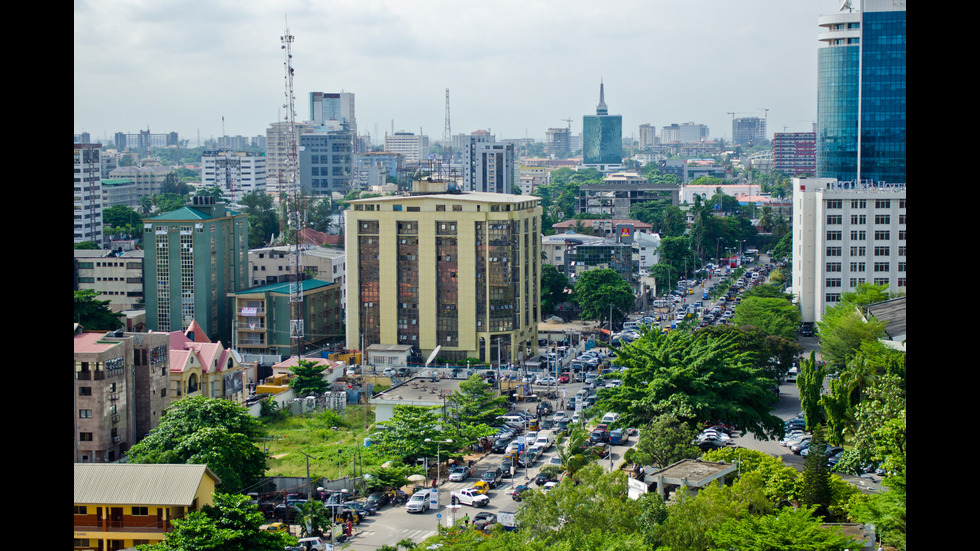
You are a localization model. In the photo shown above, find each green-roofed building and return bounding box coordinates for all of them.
[230,278,343,356]
[143,197,248,343]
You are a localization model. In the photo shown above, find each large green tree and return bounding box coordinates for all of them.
[239,191,279,248]
[74,290,123,330]
[377,404,445,464]
[631,410,700,468]
[540,264,572,316]
[598,330,783,440]
[290,359,329,396]
[449,374,507,428]
[817,303,887,368]
[127,397,266,492]
[733,295,801,340]
[139,493,295,551]
[573,268,635,324]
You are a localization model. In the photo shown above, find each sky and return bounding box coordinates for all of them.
[74,0,845,147]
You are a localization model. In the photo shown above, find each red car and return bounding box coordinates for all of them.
[558,372,570,384]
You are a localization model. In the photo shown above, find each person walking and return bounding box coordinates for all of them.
[463,513,470,526]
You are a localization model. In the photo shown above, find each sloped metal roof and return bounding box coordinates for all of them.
[74,464,219,506]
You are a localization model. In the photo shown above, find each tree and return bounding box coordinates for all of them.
[377,404,445,464]
[296,499,331,537]
[799,424,832,518]
[540,264,571,316]
[449,374,507,428]
[127,397,266,493]
[797,352,825,430]
[290,359,329,396]
[631,410,700,468]
[733,295,801,340]
[599,330,784,440]
[103,204,143,237]
[239,191,279,248]
[817,303,886,368]
[516,464,647,547]
[74,290,123,330]
[139,492,295,551]
[706,506,860,551]
[573,268,635,324]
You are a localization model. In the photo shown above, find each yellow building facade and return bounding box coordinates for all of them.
[73,463,219,550]
[345,192,541,364]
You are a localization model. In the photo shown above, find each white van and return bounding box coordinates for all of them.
[601,412,621,425]
[535,430,555,450]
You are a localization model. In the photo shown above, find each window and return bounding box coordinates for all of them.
[850,262,866,272]
[851,199,866,209]
[825,293,841,303]
[826,247,842,257]
[849,277,865,287]
[875,199,891,209]
[132,507,149,516]
[874,246,890,256]
[826,262,842,272]
[79,409,93,419]
[851,214,867,224]
[826,200,842,209]
[874,214,891,224]
[898,262,906,272]
[897,277,906,287]
[874,262,890,272]
[874,230,890,240]
[436,204,446,211]
[850,230,866,240]
[79,432,93,441]
[826,215,842,225]
[850,246,866,256]
[79,387,92,396]
[873,278,890,285]
[825,278,842,287]
[74,506,87,515]
[826,231,842,241]
[898,246,906,256]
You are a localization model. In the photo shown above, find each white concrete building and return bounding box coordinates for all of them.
[75,144,104,245]
[201,151,267,202]
[247,245,347,311]
[792,178,906,323]
[384,132,429,165]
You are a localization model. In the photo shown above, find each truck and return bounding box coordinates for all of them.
[497,510,518,531]
[450,487,490,507]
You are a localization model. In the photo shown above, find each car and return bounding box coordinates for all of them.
[509,484,531,501]
[451,487,490,507]
[542,481,559,492]
[491,438,511,454]
[265,521,289,532]
[590,443,610,458]
[472,512,497,531]
[472,480,490,494]
[590,428,609,443]
[558,372,570,384]
[482,468,504,488]
[448,465,471,482]
[609,428,627,445]
[366,491,390,509]
[406,490,429,513]
[296,537,330,551]
[347,501,377,517]
[533,471,558,486]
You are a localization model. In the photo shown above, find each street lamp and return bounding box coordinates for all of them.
[424,438,453,487]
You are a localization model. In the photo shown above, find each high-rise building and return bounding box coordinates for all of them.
[582,82,623,170]
[299,130,353,196]
[773,132,817,176]
[732,117,767,146]
[310,92,356,136]
[201,151,267,202]
[638,124,657,150]
[792,178,906,323]
[265,121,314,195]
[661,122,710,143]
[345,192,541,364]
[142,197,249,344]
[113,130,179,151]
[462,132,515,193]
[384,132,429,165]
[75,144,104,245]
[816,0,906,183]
[545,127,571,156]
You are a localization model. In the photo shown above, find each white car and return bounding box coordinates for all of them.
[297,537,330,551]
[450,488,490,507]
[406,490,429,513]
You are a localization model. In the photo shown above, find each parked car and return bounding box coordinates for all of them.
[405,490,429,513]
[451,487,490,507]
[366,491,390,509]
[448,465,471,482]
[509,484,530,501]
[481,468,504,489]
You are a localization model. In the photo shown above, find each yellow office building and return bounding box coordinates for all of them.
[346,192,541,365]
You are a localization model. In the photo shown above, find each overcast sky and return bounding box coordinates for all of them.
[74,0,844,147]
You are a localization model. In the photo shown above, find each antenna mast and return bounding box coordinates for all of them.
[280,20,305,358]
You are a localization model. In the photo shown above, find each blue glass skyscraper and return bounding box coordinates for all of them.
[583,81,623,169]
[816,0,906,184]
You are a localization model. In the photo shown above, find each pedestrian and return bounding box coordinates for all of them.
[463,513,470,526]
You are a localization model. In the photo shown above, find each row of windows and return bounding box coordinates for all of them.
[826,199,903,209]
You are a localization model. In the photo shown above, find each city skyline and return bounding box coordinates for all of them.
[75,1,843,146]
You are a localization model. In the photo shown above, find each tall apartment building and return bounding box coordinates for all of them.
[816,0,906,183]
[299,130,353,196]
[462,133,515,193]
[345,192,541,364]
[230,279,343,356]
[732,117,767,146]
[638,124,657,150]
[265,121,314,195]
[108,162,174,197]
[201,151,267,202]
[773,132,817,177]
[582,82,623,171]
[74,250,145,312]
[75,143,104,246]
[384,132,429,165]
[142,197,249,344]
[661,122,709,143]
[792,178,906,323]
[73,327,171,463]
[113,130,179,151]
[545,127,571,156]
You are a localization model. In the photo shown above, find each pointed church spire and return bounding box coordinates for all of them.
[596,80,608,116]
